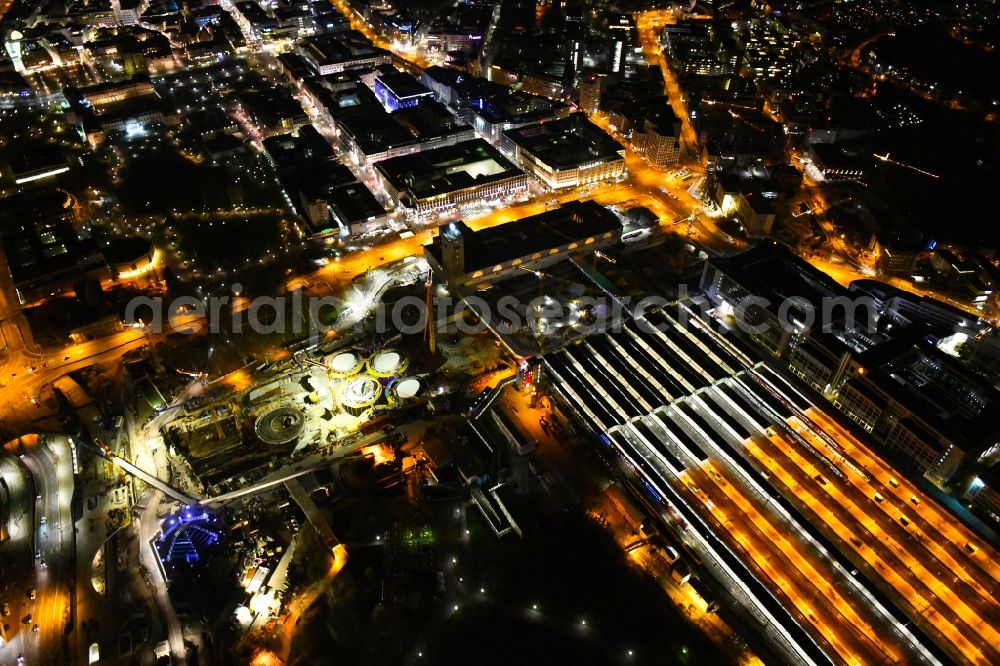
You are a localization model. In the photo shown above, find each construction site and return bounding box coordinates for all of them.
[161,344,425,492]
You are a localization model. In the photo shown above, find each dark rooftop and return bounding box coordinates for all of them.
[427,200,622,274]
[337,107,416,155]
[263,125,337,169]
[473,89,569,126]
[391,99,472,139]
[376,139,521,202]
[502,114,624,169]
[327,183,388,230]
[711,240,848,313]
[375,71,432,100]
[303,31,390,69]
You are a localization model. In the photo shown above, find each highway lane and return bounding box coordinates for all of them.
[0,314,206,430]
[14,435,74,666]
[0,452,34,662]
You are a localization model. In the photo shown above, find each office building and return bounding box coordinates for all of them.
[377,139,527,219]
[501,114,625,189]
[301,31,392,75]
[699,241,996,485]
[373,71,433,111]
[424,200,621,288]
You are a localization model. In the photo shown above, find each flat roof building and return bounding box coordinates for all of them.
[262,125,337,171]
[500,114,625,189]
[301,72,382,127]
[238,86,308,137]
[335,98,475,166]
[374,71,433,111]
[469,90,573,143]
[377,139,527,219]
[424,200,622,288]
[326,182,389,236]
[301,31,391,75]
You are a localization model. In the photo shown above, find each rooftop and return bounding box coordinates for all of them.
[303,73,382,119]
[262,125,337,174]
[375,71,433,101]
[502,114,624,169]
[376,138,521,202]
[339,100,473,157]
[426,200,622,274]
[391,99,472,139]
[303,31,390,69]
[472,89,570,126]
[326,182,388,230]
[337,107,417,155]
[868,339,1000,451]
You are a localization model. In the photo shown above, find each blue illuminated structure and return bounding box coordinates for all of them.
[156,506,222,571]
[374,72,433,111]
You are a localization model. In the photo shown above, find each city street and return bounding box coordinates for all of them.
[0,435,75,665]
[0,1,998,664]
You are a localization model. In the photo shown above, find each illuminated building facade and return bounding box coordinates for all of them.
[700,241,996,486]
[374,72,434,111]
[377,139,527,219]
[424,200,622,288]
[500,114,626,189]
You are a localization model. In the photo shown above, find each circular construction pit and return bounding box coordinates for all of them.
[367,349,408,378]
[340,376,382,416]
[394,377,421,400]
[254,406,305,445]
[328,351,364,378]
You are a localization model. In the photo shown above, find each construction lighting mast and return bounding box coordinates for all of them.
[424,271,436,355]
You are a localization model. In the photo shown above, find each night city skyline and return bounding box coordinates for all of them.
[0,1,999,665]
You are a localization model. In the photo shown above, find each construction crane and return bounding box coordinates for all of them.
[423,270,436,354]
[302,357,343,413]
[874,152,940,179]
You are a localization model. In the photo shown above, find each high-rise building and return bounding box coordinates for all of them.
[4,30,26,73]
[579,72,605,115]
[632,108,681,168]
